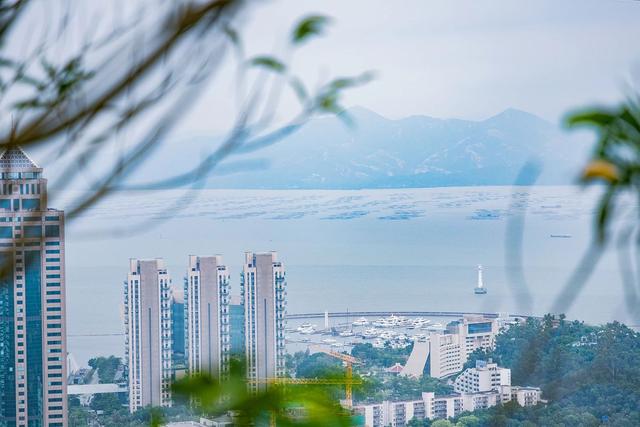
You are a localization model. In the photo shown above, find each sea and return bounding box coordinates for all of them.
[59,186,637,366]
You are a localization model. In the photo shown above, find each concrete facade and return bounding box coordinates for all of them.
[184,255,230,379]
[124,259,173,412]
[449,316,499,360]
[429,316,499,379]
[428,333,463,379]
[241,252,286,391]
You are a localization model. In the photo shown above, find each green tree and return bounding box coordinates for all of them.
[296,353,343,378]
[455,415,481,427]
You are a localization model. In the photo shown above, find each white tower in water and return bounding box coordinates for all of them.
[474,264,487,294]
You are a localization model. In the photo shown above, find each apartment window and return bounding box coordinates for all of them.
[23,225,41,238]
[45,225,60,238]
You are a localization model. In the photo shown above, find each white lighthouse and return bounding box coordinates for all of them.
[474,264,487,294]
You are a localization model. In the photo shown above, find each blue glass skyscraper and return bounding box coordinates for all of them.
[0,147,67,427]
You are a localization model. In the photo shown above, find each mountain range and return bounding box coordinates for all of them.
[131,107,592,189]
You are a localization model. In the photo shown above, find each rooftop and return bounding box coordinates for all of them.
[0,146,40,171]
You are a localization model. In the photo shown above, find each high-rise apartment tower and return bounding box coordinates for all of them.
[241,251,286,391]
[184,255,230,379]
[124,258,173,412]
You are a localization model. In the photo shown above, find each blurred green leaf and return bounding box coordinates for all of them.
[566,110,617,127]
[149,407,165,427]
[250,56,286,73]
[566,96,640,244]
[171,359,355,427]
[223,25,240,47]
[328,71,375,91]
[291,15,330,44]
[289,76,308,105]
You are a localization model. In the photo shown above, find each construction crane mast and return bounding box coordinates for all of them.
[313,348,360,408]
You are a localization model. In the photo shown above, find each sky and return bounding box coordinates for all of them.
[176,0,640,134]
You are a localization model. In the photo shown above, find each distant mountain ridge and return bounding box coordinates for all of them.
[131,107,591,189]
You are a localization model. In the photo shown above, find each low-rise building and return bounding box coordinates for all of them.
[354,386,542,427]
[511,386,542,407]
[454,360,511,394]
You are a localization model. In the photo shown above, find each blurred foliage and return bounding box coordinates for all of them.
[0,1,371,231]
[566,96,640,244]
[559,96,640,321]
[172,358,355,426]
[0,2,372,426]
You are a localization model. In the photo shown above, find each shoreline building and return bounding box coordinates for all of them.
[427,333,463,379]
[241,251,287,391]
[428,316,499,379]
[124,259,173,413]
[0,147,68,427]
[447,316,499,359]
[184,255,231,379]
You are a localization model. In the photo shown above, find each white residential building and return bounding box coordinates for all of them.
[241,251,287,391]
[124,259,173,412]
[354,386,541,427]
[427,333,463,379]
[448,316,499,361]
[428,316,499,379]
[511,386,542,407]
[454,360,511,394]
[184,255,231,379]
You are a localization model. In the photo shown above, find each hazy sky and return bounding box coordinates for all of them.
[177,0,640,134]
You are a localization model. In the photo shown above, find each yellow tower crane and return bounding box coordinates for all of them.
[313,349,360,408]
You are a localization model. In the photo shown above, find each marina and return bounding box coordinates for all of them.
[285,311,522,352]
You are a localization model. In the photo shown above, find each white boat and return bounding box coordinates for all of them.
[426,323,445,332]
[298,326,316,335]
[339,330,355,337]
[352,317,369,326]
[331,342,343,348]
[322,338,337,344]
[362,328,380,338]
[372,319,392,328]
[379,331,395,340]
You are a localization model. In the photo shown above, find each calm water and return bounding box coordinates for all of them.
[61,186,632,366]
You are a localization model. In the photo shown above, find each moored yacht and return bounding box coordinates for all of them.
[352,317,369,326]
